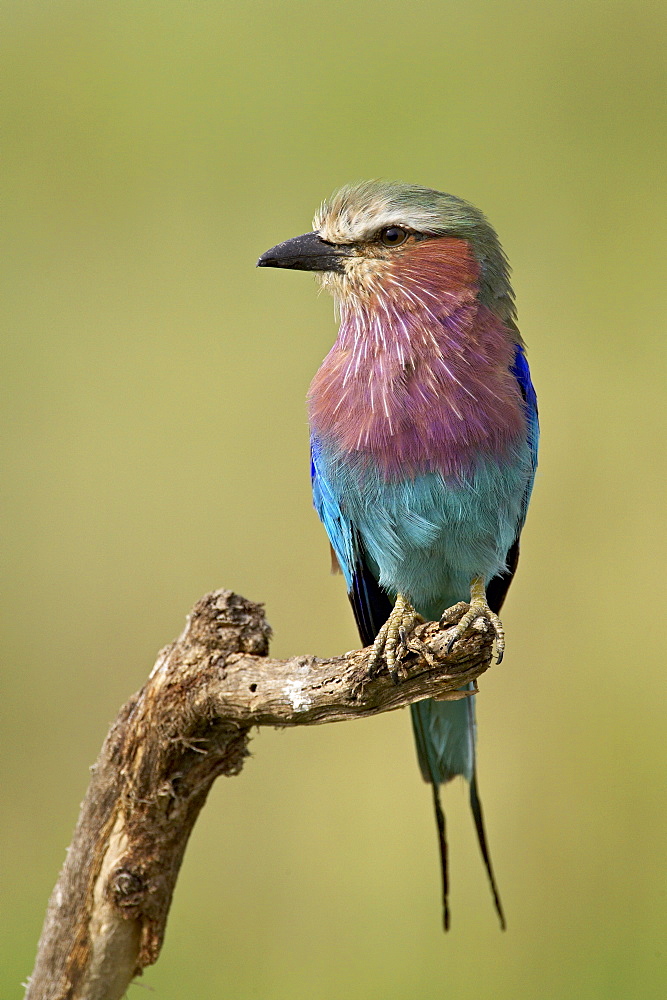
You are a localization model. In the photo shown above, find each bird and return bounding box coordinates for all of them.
[257,180,538,929]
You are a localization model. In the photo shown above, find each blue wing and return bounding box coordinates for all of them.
[310,440,355,588]
[486,342,539,613]
[311,439,392,646]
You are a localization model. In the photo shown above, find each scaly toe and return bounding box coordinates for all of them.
[367,595,422,681]
[444,603,505,663]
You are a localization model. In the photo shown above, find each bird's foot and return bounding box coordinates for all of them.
[367,593,423,681]
[442,577,505,664]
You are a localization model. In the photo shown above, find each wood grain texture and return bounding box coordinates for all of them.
[25,589,495,1000]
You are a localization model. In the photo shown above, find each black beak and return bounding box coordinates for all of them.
[257,231,353,273]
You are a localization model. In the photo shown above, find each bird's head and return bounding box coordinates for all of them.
[258,180,515,326]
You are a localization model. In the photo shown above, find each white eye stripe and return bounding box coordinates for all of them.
[315,203,444,244]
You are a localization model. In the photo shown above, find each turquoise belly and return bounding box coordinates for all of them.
[320,444,533,620]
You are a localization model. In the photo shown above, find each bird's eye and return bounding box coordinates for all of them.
[380,226,409,247]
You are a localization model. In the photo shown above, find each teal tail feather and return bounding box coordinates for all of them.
[411,693,505,930]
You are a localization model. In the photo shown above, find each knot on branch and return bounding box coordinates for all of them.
[109,868,147,914]
[185,589,272,657]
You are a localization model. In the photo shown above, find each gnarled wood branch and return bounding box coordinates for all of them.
[25,589,495,1000]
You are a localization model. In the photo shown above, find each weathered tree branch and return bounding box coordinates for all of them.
[25,589,495,1000]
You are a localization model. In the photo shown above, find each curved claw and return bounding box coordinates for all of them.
[367,593,422,680]
[442,577,505,663]
[445,633,459,656]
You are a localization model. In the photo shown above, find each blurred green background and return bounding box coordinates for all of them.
[2,1,665,997]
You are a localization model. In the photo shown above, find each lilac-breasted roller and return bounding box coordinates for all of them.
[258,181,538,929]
